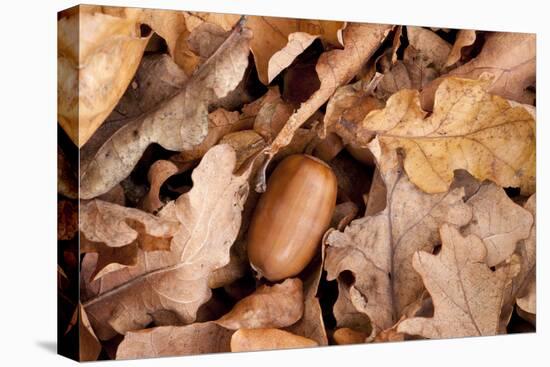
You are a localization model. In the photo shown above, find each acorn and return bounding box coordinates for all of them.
[247,154,338,281]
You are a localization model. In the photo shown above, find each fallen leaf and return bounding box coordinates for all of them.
[423,32,536,109]
[267,23,391,159]
[216,278,303,330]
[464,183,533,267]
[219,130,268,170]
[333,328,369,345]
[406,26,451,71]
[80,23,251,199]
[58,6,150,146]
[230,328,318,352]
[325,139,472,333]
[79,304,102,361]
[83,145,253,339]
[140,160,179,213]
[330,202,359,230]
[398,224,516,338]
[356,76,536,195]
[512,194,536,316]
[107,54,188,122]
[116,322,232,359]
[57,145,77,198]
[445,30,477,67]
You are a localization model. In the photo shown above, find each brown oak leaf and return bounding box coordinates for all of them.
[83,144,253,340]
[230,329,318,352]
[398,224,516,338]
[445,30,477,67]
[324,139,472,334]
[80,22,251,199]
[354,76,535,195]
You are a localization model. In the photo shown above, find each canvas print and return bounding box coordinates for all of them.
[57,4,536,362]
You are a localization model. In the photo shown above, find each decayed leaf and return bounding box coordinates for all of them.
[230,329,318,352]
[57,8,150,147]
[116,322,232,359]
[216,278,303,330]
[80,23,252,199]
[325,139,472,333]
[83,145,253,339]
[79,304,102,362]
[355,76,535,195]
[141,160,179,213]
[398,224,514,338]
[423,32,536,109]
[464,183,533,267]
[445,30,477,67]
[266,23,391,160]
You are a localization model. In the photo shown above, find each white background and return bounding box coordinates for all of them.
[0,0,547,366]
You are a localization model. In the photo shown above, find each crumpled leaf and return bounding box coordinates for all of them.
[219,130,268,170]
[464,183,533,267]
[57,7,150,147]
[445,29,476,67]
[398,224,516,338]
[355,76,535,195]
[423,32,536,109]
[140,160,179,213]
[116,322,232,359]
[325,139,472,333]
[266,23,391,159]
[79,200,179,280]
[83,145,253,339]
[216,278,303,330]
[406,26,451,71]
[80,23,251,199]
[230,328,318,352]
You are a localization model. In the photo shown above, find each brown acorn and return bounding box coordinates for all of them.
[247,154,337,281]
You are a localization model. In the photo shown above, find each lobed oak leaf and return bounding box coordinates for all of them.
[83,145,253,339]
[80,23,252,199]
[325,139,472,333]
[445,29,477,67]
[356,76,536,195]
[464,183,533,267]
[398,224,515,338]
[140,160,179,213]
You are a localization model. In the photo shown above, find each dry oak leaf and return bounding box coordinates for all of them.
[423,32,535,109]
[333,328,369,345]
[230,328,318,352]
[140,160,179,213]
[398,224,515,338]
[80,23,251,199]
[445,29,477,67]
[464,183,533,267]
[83,145,253,339]
[57,146,77,199]
[116,322,232,359]
[219,130,268,170]
[357,76,535,195]
[216,278,303,330]
[107,54,188,122]
[325,139,472,333]
[79,200,179,280]
[406,26,451,72]
[268,23,391,157]
[78,304,102,361]
[514,194,536,315]
[57,8,150,147]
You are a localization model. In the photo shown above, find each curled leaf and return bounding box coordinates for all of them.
[445,29,476,67]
